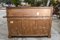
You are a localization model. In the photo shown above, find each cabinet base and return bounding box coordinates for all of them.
[8,35,51,38]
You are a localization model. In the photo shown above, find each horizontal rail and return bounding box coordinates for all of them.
[3,16,51,18]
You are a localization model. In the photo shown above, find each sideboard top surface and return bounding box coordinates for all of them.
[6,7,53,9]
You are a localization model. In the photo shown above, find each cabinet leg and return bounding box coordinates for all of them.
[48,34,51,38]
[48,29,51,38]
[8,35,12,38]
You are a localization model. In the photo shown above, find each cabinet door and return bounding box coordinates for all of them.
[7,18,18,36]
[21,19,36,36]
[35,19,49,36]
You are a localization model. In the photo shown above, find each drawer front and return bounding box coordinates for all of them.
[8,9,52,16]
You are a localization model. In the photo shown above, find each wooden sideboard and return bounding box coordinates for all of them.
[6,7,53,38]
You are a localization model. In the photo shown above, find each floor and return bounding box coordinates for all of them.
[0,10,60,40]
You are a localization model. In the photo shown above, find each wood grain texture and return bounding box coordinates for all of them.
[7,18,18,36]
[7,8,52,17]
[7,7,53,37]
